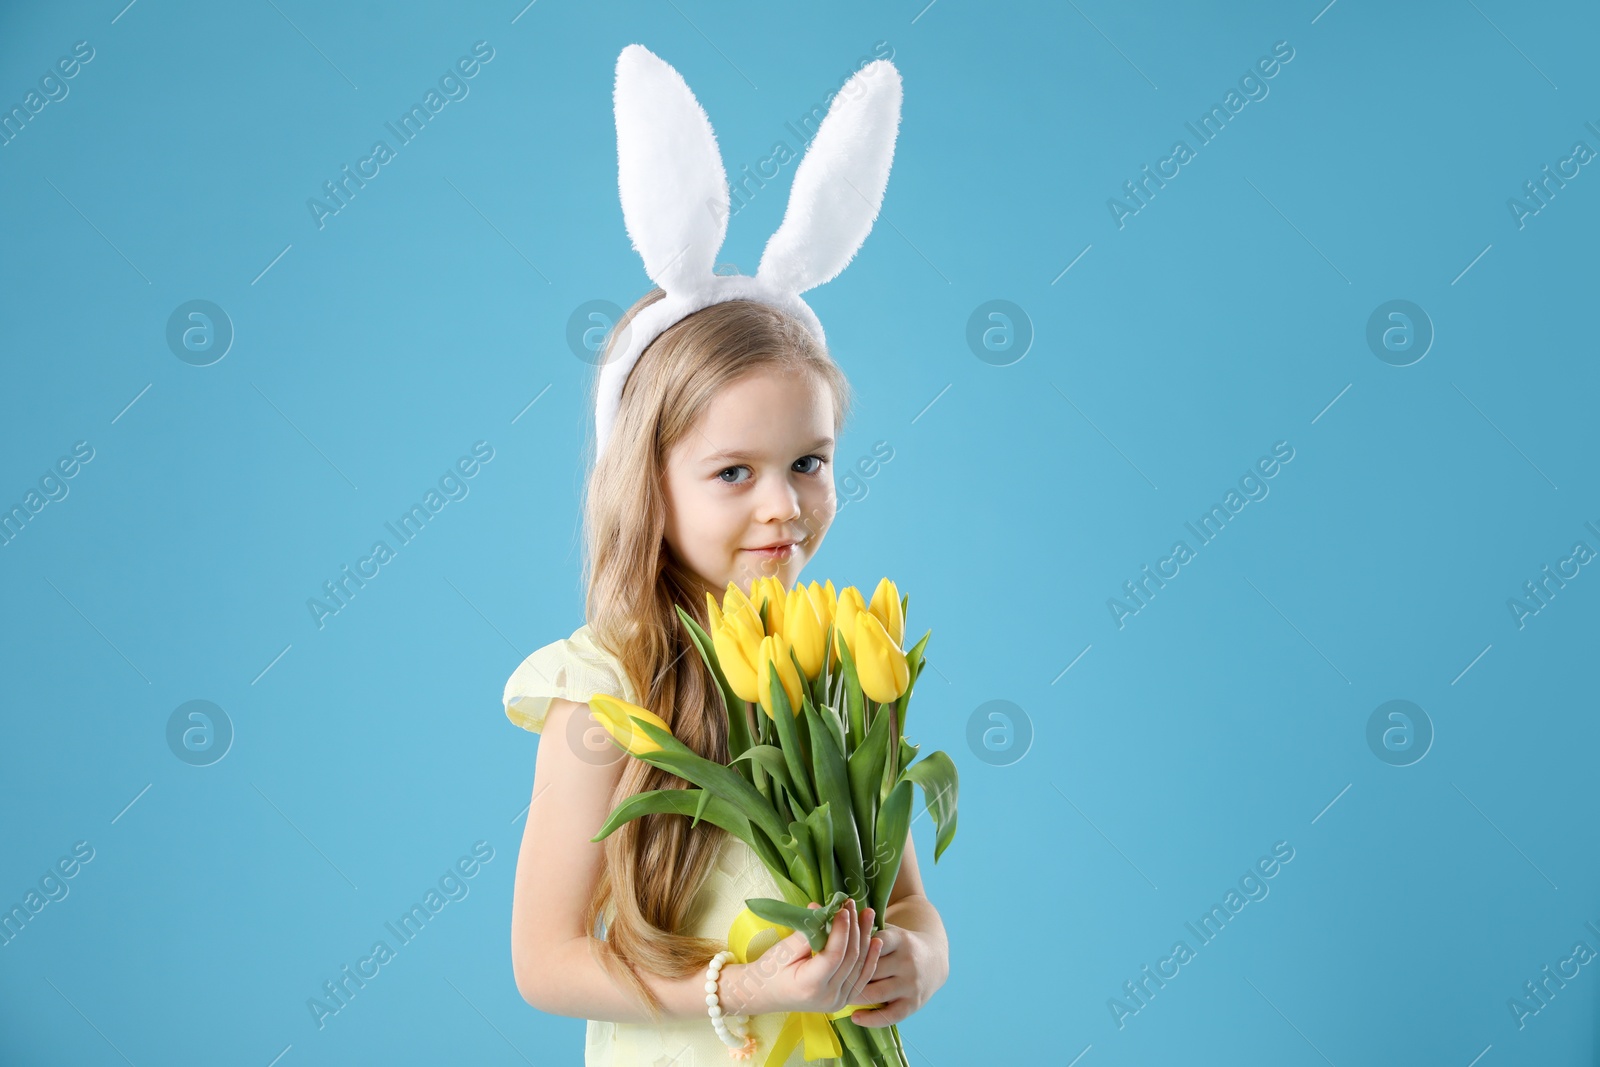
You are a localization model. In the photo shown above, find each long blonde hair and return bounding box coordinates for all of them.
[578,287,853,1019]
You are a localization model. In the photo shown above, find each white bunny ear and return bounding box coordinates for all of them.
[614,44,729,292]
[757,60,903,294]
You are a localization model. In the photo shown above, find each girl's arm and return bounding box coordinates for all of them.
[511,697,779,1022]
[882,833,948,950]
[850,833,950,1027]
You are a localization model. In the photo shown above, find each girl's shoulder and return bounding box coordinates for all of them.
[501,623,640,736]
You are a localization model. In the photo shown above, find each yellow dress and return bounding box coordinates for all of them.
[504,624,819,1067]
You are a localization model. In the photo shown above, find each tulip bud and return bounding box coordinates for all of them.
[784,584,827,678]
[756,632,805,719]
[754,575,786,635]
[833,586,868,663]
[868,577,904,648]
[853,610,910,704]
[807,580,838,670]
[805,580,833,625]
[705,590,723,634]
[723,581,764,636]
[714,612,763,703]
[587,693,672,756]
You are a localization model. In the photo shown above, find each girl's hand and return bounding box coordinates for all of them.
[849,923,947,1027]
[724,897,881,1017]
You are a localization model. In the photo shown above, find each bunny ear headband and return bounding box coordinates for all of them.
[595,44,904,461]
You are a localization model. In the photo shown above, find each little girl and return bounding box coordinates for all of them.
[501,43,946,1065]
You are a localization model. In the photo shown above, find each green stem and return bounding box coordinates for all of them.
[743,701,772,801]
[832,1018,876,1066]
[889,1023,910,1066]
[861,1023,901,1065]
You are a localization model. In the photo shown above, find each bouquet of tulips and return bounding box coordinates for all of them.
[587,577,958,1067]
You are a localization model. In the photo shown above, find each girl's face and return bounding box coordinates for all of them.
[662,365,837,600]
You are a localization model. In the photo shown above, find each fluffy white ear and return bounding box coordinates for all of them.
[613,44,729,292]
[757,59,903,294]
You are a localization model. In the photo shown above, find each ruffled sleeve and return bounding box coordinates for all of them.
[502,624,640,735]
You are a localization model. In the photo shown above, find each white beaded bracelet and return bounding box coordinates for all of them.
[705,949,757,1060]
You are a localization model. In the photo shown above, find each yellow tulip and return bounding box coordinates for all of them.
[756,632,805,719]
[808,580,838,669]
[770,576,791,626]
[722,581,764,636]
[805,580,834,625]
[705,590,723,634]
[868,577,904,648]
[753,575,786,635]
[587,693,673,756]
[784,584,827,678]
[832,586,867,663]
[853,610,910,704]
[714,611,764,703]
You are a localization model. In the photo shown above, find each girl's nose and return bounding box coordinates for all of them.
[753,477,803,524]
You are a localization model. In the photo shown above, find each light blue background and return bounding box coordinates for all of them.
[2,1,1597,1064]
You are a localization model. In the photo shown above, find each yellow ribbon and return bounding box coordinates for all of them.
[726,905,881,1065]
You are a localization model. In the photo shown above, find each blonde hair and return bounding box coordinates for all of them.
[578,288,853,1020]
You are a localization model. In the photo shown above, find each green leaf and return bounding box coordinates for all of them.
[893,628,931,734]
[746,823,813,907]
[878,704,902,804]
[587,774,816,909]
[805,802,838,900]
[626,718,786,843]
[835,627,867,744]
[793,643,844,754]
[819,620,837,709]
[590,787,751,844]
[732,744,798,798]
[743,891,847,953]
[903,751,960,863]
[869,778,913,921]
[805,699,868,904]
[770,775,797,829]
[764,662,817,811]
[781,819,821,903]
[690,787,713,828]
[846,708,891,863]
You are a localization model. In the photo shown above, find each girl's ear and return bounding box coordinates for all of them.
[613,44,731,294]
[757,59,903,296]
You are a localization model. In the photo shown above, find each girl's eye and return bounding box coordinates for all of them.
[717,456,828,485]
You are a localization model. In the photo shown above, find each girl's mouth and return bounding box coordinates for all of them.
[742,543,795,559]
